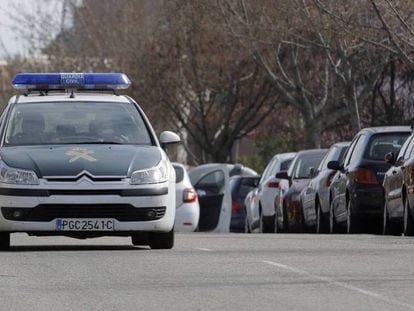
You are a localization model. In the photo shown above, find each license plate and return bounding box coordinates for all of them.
[56,219,115,231]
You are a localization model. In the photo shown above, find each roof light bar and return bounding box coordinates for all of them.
[12,73,131,90]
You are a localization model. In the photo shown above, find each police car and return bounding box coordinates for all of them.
[0,73,180,250]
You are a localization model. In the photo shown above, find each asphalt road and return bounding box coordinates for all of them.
[1,233,414,311]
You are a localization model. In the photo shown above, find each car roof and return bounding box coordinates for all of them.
[296,149,328,156]
[332,141,350,148]
[358,126,411,134]
[271,152,297,161]
[11,93,132,104]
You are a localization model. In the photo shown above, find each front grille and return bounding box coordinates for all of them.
[2,205,166,222]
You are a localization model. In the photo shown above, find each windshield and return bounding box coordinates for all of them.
[4,101,153,146]
[365,132,409,161]
[293,153,325,179]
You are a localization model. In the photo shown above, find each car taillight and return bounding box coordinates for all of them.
[326,170,337,187]
[267,181,279,188]
[183,188,197,203]
[352,168,378,185]
[232,200,241,214]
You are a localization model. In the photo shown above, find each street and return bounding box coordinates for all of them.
[1,233,414,311]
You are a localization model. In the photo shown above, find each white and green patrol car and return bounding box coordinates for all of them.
[0,73,180,250]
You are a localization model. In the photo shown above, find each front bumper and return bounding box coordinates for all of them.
[0,180,175,233]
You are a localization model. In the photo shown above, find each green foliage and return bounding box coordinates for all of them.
[238,155,266,174]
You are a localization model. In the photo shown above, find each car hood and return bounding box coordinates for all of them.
[0,145,162,178]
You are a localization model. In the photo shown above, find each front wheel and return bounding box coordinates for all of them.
[404,199,414,237]
[329,201,340,234]
[261,215,275,233]
[148,228,174,249]
[383,202,401,236]
[0,232,10,251]
[346,200,360,234]
[245,216,251,233]
[315,200,328,233]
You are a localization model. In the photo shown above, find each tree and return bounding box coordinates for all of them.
[143,0,280,163]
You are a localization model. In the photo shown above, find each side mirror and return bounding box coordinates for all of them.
[275,171,289,180]
[159,131,181,147]
[327,160,342,171]
[384,152,396,165]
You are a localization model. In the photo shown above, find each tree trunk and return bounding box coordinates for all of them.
[303,115,321,149]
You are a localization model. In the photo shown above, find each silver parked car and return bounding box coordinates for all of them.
[172,163,200,232]
[251,153,296,233]
[300,142,350,233]
[189,164,257,233]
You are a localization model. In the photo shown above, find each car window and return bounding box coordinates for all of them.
[194,170,225,195]
[293,154,325,179]
[365,133,409,161]
[173,166,184,183]
[343,136,360,167]
[261,159,275,181]
[269,159,281,177]
[237,177,260,198]
[280,159,292,171]
[398,135,414,160]
[4,101,153,146]
[406,137,414,159]
[349,134,366,164]
[318,146,337,171]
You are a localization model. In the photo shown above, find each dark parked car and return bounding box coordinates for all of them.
[275,149,327,233]
[383,132,414,235]
[329,127,411,234]
[300,142,350,233]
[229,176,260,232]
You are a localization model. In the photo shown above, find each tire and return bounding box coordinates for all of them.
[329,200,340,234]
[315,200,328,234]
[346,200,360,234]
[404,199,414,237]
[148,228,174,249]
[300,205,308,233]
[262,215,275,233]
[0,233,10,251]
[274,209,282,233]
[245,217,251,234]
[383,202,401,236]
[131,233,149,246]
[282,201,289,233]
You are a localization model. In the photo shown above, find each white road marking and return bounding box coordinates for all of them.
[195,248,214,252]
[262,260,414,310]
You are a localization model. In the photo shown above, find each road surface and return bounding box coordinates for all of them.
[1,233,414,311]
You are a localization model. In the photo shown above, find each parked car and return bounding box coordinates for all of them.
[329,126,411,234]
[189,164,257,233]
[244,188,259,232]
[254,153,296,233]
[300,142,350,233]
[172,163,200,232]
[275,149,327,233]
[229,176,260,232]
[382,132,414,235]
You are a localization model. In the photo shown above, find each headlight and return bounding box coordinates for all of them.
[130,160,168,185]
[0,161,39,185]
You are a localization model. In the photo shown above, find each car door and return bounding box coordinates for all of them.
[385,135,414,217]
[193,167,231,232]
[332,135,364,221]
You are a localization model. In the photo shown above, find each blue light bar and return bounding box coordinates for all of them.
[12,73,131,90]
